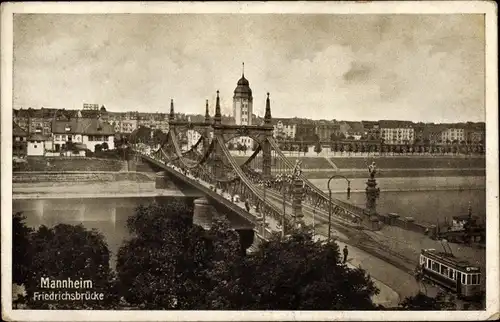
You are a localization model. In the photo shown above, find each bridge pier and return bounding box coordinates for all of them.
[155,171,171,189]
[193,197,258,255]
[236,229,254,256]
[193,197,217,230]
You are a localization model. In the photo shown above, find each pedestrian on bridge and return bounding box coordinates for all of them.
[244,199,250,212]
[343,245,349,264]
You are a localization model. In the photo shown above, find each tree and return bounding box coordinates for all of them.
[13,212,33,286]
[236,231,379,310]
[23,224,118,309]
[94,144,103,153]
[314,142,322,155]
[400,292,456,310]
[116,202,243,310]
[101,142,109,150]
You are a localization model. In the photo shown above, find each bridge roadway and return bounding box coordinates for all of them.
[141,153,280,237]
[138,150,421,300]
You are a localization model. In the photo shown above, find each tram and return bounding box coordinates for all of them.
[418,248,482,299]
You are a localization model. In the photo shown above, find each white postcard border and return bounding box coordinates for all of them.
[1,1,498,321]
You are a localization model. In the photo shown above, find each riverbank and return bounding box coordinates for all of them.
[309,176,485,193]
[303,168,485,179]
[12,171,154,183]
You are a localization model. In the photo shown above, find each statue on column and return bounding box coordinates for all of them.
[292,159,303,178]
[368,161,377,179]
[365,161,381,230]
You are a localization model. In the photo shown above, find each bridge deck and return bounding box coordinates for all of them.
[142,154,261,229]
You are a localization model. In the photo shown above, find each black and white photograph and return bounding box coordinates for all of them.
[1,1,498,321]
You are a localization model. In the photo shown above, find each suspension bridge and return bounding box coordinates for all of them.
[131,91,370,247]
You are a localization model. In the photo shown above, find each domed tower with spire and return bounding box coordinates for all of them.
[233,62,253,126]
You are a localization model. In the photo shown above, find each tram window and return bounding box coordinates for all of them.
[427,259,431,269]
[466,274,472,285]
[462,274,466,284]
[432,261,440,272]
[440,265,449,276]
[471,274,479,285]
[448,269,455,280]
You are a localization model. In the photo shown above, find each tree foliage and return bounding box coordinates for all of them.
[116,201,243,309]
[23,223,117,309]
[399,291,456,310]
[314,142,322,155]
[115,203,379,310]
[235,230,379,310]
[13,212,33,286]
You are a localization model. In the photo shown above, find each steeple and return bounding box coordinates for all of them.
[264,92,272,124]
[205,99,210,123]
[169,99,175,121]
[214,90,221,124]
[242,62,245,77]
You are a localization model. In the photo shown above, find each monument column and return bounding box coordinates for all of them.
[212,91,224,180]
[262,93,272,179]
[365,162,381,230]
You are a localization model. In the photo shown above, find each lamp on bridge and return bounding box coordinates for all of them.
[327,174,352,242]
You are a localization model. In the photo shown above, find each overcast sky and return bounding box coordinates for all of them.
[13,14,485,122]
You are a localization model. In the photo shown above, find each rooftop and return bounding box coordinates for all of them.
[52,118,115,135]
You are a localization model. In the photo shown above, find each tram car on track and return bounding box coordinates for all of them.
[418,248,482,299]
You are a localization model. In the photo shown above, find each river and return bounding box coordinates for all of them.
[12,196,193,267]
[12,176,486,266]
[311,176,486,225]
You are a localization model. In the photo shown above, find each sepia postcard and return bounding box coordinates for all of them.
[1,1,498,321]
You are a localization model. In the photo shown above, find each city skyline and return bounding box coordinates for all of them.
[14,14,485,123]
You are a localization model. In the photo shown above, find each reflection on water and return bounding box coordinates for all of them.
[12,197,194,268]
[13,189,486,267]
[334,189,486,225]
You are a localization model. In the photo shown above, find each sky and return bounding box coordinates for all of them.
[13,14,485,122]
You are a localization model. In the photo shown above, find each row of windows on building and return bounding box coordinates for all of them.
[422,256,480,285]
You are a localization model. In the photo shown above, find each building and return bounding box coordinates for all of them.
[379,120,415,145]
[465,122,485,144]
[272,118,297,140]
[232,66,253,147]
[341,121,364,140]
[295,119,317,142]
[27,133,50,156]
[414,123,446,145]
[316,120,341,141]
[13,122,27,157]
[441,125,465,144]
[52,118,115,153]
[361,121,381,140]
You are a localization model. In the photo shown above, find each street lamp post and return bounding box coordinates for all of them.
[327,174,352,242]
[282,180,286,238]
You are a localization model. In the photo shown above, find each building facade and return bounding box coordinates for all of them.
[441,126,465,144]
[316,120,341,141]
[52,118,115,153]
[379,120,415,145]
[361,121,381,140]
[232,70,253,147]
[272,118,297,140]
[13,122,27,157]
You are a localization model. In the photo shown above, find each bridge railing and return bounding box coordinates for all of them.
[267,137,365,220]
[216,135,295,233]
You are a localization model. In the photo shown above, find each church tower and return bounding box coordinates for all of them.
[233,63,253,126]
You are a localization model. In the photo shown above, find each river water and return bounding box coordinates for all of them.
[13,177,486,266]
[12,196,193,267]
